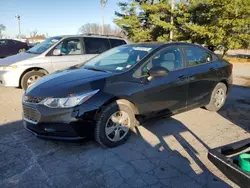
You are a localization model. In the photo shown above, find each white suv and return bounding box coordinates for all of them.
[0,35,127,90]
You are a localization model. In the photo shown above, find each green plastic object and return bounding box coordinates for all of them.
[238,153,250,172]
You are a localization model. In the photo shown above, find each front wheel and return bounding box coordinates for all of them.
[21,70,45,90]
[205,82,227,112]
[94,100,136,148]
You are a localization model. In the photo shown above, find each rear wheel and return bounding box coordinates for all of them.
[205,82,227,112]
[19,48,26,53]
[95,100,136,148]
[21,70,45,90]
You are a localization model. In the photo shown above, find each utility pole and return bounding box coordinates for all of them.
[100,0,108,35]
[170,0,174,41]
[15,15,21,38]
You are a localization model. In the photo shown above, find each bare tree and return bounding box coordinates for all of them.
[30,29,38,37]
[100,0,108,35]
[0,24,6,39]
[103,25,124,37]
[78,23,124,37]
[78,23,101,35]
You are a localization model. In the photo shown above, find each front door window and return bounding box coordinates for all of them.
[139,47,183,77]
[54,38,83,55]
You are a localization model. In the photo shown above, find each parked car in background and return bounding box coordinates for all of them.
[0,35,127,90]
[27,43,37,49]
[0,39,29,58]
[22,42,232,147]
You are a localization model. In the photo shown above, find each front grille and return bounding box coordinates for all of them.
[23,105,41,124]
[23,95,45,104]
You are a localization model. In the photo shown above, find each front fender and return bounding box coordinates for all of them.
[85,81,143,112]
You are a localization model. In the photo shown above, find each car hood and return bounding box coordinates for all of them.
[26,68,115,97]
[0,52,38,66]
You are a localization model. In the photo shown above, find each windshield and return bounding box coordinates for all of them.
[82,45,155,72]
[27,37,62,54]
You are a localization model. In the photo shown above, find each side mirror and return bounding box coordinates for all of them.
[148,67,169,77]
[53,49,61,56]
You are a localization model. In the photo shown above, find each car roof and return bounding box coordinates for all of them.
[0,39,21,42]
[126,42,165,48]
[125,42,211,52]
[128,42,204,47]
[55,34,126,40]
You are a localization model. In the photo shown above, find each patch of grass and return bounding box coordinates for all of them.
[224,56,250,64]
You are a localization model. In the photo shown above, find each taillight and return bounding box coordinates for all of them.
[229,63,233,70]
[24,43,28,47]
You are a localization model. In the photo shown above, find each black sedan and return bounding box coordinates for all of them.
[22,42,232,147]
[0,39,29,58]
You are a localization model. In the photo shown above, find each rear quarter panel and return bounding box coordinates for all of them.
[216,59,232,87]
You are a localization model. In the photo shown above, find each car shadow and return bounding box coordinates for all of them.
[0,117,231,188]
[2,84,249,187]
[129,115,230,187]
[217,84,250,133]
[0,120,24,137]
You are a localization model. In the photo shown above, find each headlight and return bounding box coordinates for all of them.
[0,65,18,71]
[40,90,99,108]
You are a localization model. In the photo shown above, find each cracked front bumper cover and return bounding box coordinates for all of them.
[22,102,99,140]
[24,121,86,140]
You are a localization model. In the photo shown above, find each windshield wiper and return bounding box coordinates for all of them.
[84,67,109,73]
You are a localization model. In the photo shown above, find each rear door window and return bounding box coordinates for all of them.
[84,37,111,54]
[8,40,22,47]
[109,39,127,48]
[13,40,23,45]
[184,47,212,67]
[8,40,18,48]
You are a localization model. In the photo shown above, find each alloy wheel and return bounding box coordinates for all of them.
[27,75,41,88]
[105,111,131,142]
[19,48,26,53]
[214,88,225,108]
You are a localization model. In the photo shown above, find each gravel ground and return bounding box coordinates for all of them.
[0,64,250,188]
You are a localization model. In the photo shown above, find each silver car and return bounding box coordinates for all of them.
[0,35,127,90]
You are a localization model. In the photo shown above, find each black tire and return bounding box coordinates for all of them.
[95,100,136,148]
[21,70,45,90]
[205,82,227,112]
